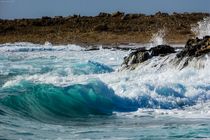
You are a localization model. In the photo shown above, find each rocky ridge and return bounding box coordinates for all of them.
[0,12,209,45]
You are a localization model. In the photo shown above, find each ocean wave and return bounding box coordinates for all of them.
[1,78,209,122]
[0,80,136,121]
[71,60,114,75]
[0,43,84,52]
[0,41,210,122]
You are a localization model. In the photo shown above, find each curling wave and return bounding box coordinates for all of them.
[1,78,209,121]
[0,80,137,121]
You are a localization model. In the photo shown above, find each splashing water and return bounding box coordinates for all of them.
[150,29,166,47]
[192,17,210,38]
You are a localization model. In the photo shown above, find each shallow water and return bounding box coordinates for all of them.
[0,43,210,139]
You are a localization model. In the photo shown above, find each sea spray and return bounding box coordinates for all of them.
[192,17,210,38]
[150,29,166,47]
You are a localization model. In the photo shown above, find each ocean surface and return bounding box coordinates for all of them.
[0,41,210,140]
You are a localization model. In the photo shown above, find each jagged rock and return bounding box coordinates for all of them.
[177,36,210,57]
[196,45,210,56]
[149,45,175,56]
[122,50,150,66]
[122,45,175,68]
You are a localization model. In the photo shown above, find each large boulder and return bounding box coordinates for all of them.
[177,36,210,58]
[122,45,175,68]
[149,45,175,56]
[122,50,150,67]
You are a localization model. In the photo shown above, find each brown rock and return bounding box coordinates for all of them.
[0,12,209,45]
[177,36,210,57]
[195,45,210,56]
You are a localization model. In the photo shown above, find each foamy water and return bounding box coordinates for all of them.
[0,42,210,139]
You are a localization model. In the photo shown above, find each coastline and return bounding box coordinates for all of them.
[0,12,209,45]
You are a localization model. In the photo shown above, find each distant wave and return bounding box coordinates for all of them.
[72,60,114,75]
[0,43,83,52]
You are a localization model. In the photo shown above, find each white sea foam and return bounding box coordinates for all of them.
[1,43,210,116]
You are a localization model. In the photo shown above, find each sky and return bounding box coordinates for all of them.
[1,0,210,19]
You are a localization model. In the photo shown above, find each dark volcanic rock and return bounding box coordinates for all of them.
[122,50,150,66]
[177,36,210,58]
[122,45,175,68]
[149,45,175,56]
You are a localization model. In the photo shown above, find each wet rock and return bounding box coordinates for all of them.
[196,45,210,56]
[177,36,210,57]
[122,45,175,68]
[122,50,150,66]
[149,45,175,56]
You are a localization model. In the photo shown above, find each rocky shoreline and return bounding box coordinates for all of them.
[0,12,209,45]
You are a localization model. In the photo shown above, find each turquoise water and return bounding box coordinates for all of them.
[0,43,210,139]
